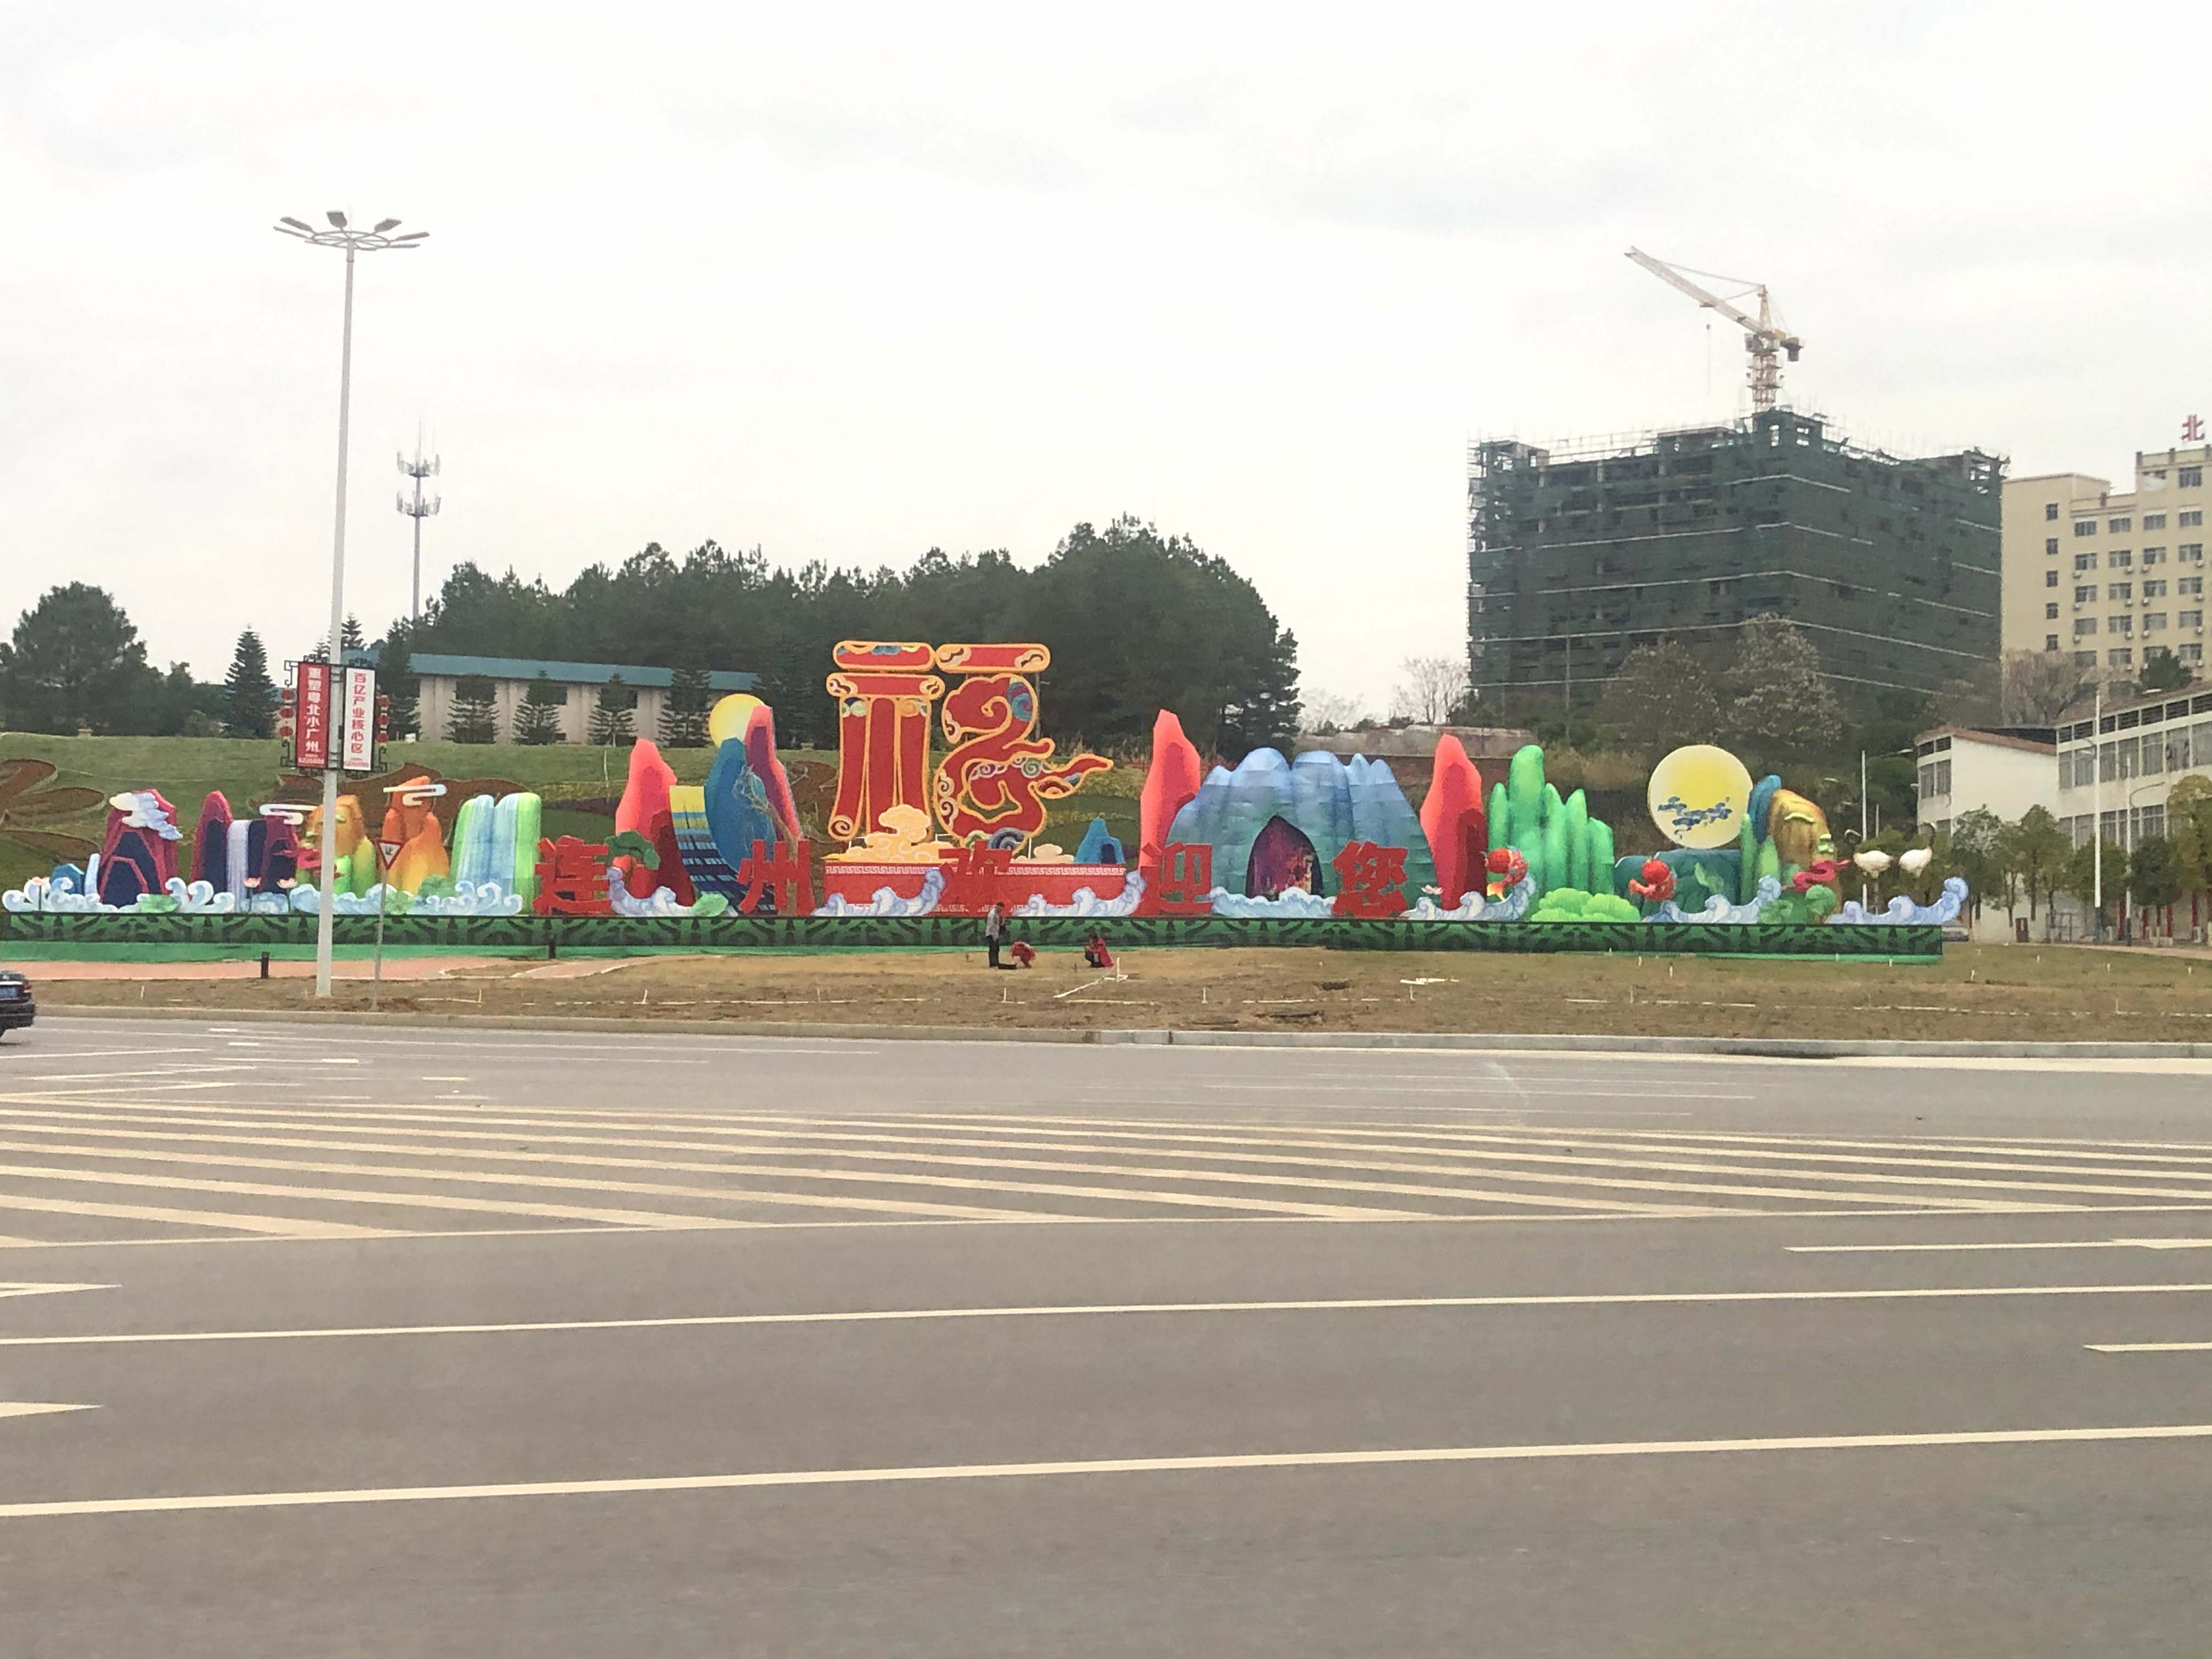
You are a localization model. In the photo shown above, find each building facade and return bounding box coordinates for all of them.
[2052,685,2212,850]
[2000,443,2210,672]
[1466,409,2002,714]
[411,654,756,746]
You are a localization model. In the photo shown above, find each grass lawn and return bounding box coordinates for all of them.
[32,943,2212,1043]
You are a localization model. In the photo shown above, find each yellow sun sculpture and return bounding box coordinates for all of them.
[1646,744,1756,850]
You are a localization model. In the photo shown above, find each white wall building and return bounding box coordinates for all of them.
[1914,724,2057,940]
[413,654,757,746]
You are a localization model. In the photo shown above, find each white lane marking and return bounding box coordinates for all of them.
[0,1402,94,1423]
[0,1134,1395,1223]
[0,1283,111,1300]
[7,1421,2211,1520]
[0,1099,2069,1216]
[12,1280,2212,1349]
[1,1049,213,1062]
[0,1160,762,1231]
[0,1119,1690,1220]
[0,1190,391,1238]
[2088,1341,2212,1353]
[1790,1239,2212,1254]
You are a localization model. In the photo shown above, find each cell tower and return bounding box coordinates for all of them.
[396,432,442,625]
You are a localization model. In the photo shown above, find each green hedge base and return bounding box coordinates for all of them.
[1,912,1940,958]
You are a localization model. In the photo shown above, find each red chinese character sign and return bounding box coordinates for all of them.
[822,640,1111,853]
[825,642,942,844]
[293,662,332,770]
[1136,842,1213,916]
[734,839,813,916]
[533,836,614,916]
[1330,840,1409,918]
[931,644,1110,846]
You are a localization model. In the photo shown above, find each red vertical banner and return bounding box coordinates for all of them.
[294,662,333,770]
[340,667,377,772]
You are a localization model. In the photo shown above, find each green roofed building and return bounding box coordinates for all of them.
[1466,409,2004,715]
[412,654,755,745]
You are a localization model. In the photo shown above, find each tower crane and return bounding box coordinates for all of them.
[1624,247,1802,413]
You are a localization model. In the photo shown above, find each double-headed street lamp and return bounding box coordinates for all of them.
[274,211,428,998]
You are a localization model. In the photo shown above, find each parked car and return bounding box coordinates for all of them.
[0,969,34,1037]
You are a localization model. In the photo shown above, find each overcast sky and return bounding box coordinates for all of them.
[7,3,2208,716]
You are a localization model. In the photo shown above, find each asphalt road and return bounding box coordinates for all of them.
[3,1014,2212,1655]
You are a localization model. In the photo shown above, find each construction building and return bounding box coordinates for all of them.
[1465,408,2004,715]
[1999,441,2211,673]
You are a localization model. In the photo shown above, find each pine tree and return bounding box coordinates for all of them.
[340,614,366,658]
[661,664,713,747]
[222,629,278,738]
[589,674,635,746]
[446,674,500,744]
[514,670,566,745]
[375,624,419,741]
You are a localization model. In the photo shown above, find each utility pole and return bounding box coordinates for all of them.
[397,434,441,626]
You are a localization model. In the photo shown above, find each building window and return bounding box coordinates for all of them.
[2074,520,2098,537]
[2046,537,2060,555]
[2183,467,2203,488]
[2146,613,2168,631]
[2183,511,2204,528]
[2075,650,2099,667]
[1918,759,1951,798]
[2075,617,2098,636]
[2185,543,2205,561]
[2185,644,2205,662]
[2046,634,2061,651]
[2111,614,2134,634]
[2183,610,2205,628]
[2145,579,2168,598]
[2110,582,2133,601]
[2045,568,2059,588]
[2046,602,2061,619]
[2046,501,2060,520]
[2075,552,2097,571]
[2145,546,2168,564]
[2146,512,2168,529]
[2111,550,2133,567]
[2181,577,2203,595]
[2143,726,2169,774]
[2076,584,2097,603]
[2111,648,2135,667]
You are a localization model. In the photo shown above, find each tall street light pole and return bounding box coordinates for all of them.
[274,211,428,998]
[2093,681,2105,942]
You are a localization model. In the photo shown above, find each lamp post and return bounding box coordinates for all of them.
[274,211,428,998]
[2123,780,2164,944]
[2093,681,2105,942]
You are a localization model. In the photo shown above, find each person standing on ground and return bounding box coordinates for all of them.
[984,902,1012,969]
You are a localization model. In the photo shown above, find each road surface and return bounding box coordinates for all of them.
[2,1014,2210,1655]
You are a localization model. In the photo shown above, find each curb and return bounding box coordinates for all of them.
[30,1004,2212,1060]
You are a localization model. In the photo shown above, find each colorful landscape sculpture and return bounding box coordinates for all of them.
[0,642,1966,935]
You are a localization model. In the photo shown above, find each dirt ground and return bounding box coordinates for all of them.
[27,944,2212,1042]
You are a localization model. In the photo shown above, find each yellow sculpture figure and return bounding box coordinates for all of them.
[299,795,375,897]
[1766,788,1836,867]
[380,784,451,895]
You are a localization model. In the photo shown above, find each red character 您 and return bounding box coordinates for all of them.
[1331,840,1409,919]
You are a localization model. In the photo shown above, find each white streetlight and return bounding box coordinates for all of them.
[274,211,428,998]
[2092,682,2104,942]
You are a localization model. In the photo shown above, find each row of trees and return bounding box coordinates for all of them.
[411,517,1301,757]
[1939,776,2212,935]
[0,585,226,736]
